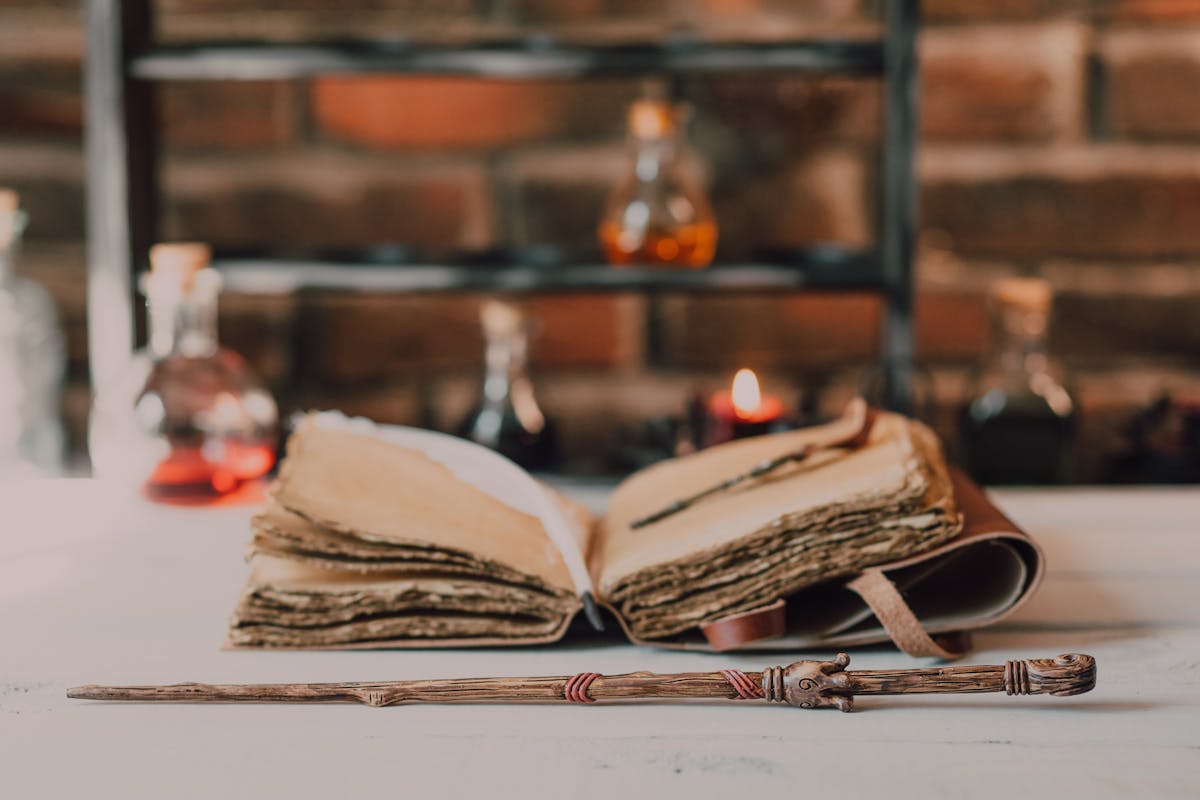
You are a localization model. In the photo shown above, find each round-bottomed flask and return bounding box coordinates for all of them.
[0,188,65,478]
[962,277,1076,485]
[89,243,278,502]
[599,97,717,269]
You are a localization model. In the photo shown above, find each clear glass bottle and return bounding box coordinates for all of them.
[457,299,559,471]
[0,188,65,478]
[962,277,1076,485]
[89,243,278,503]
[599,96,717,269]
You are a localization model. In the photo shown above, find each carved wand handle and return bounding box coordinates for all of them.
[68,653,1095,712]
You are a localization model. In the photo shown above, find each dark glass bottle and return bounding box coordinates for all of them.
[962,277,1076,485]
[457,300,559,471]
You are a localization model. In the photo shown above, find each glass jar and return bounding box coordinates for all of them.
[0,189,65,478]
[599,96,717,268]
[457,299,559,471]
[962,277,1076,485]
[89,243,278,502]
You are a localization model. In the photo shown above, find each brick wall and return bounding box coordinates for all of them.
[2,0,1199,478]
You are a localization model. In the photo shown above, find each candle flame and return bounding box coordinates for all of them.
[731,368,762,417]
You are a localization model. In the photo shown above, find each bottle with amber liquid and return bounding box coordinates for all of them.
[599,97,717,268]
[457,299,559,471]
[89,243,278,503]
[962,277,1076,485]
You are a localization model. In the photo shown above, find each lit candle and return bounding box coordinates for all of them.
[707,368,785,444]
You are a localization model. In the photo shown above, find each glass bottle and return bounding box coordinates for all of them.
[599,96,717,268]
[0,188,65,478]
[962,277,1076,485]
[457,299,559,471]
[89,243,278,503]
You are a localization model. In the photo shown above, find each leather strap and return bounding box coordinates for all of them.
[700,599,787,651]
[846,569,969,660]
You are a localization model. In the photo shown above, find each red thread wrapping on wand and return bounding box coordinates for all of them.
[564,672,601,703]
[721,669,765,700]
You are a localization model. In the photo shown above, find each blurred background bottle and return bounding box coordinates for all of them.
[962,277,1076,485]
[457,299,559,471]
[0,188,65,478]
[599,90,717,268]
[88,243,278,503]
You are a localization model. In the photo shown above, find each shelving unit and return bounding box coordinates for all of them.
[84,0,919,409]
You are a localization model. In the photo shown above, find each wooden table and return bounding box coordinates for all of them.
[2,479,1198,798]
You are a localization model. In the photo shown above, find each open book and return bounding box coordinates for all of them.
[229,401,1043,657]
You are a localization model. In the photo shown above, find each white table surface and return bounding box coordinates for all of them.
[2,478,1198,799]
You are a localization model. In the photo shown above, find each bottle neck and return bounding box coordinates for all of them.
[483,329,527,407]
[992,304,1050,377]
[632,136,677,184]
[144,271,220,359]
[481,324,546,435]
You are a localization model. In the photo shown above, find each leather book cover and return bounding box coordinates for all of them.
[227,403,1043,659]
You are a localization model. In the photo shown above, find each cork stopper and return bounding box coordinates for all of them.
[628,98,676,140]
[991,276,1053,312]
[149,242,212,292]
[480,298,524,338]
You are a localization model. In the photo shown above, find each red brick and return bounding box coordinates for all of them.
[1099,0,1200,23]
[494,144,624,250]
[158,0,471,11]
[1101,31,1200,141]
[922,0,1076,22]
[162,150,493,250]
[920,146,1200,259]
[921,24,1086,142]
[299,293,643,385]
[311,77,633,151]
[155,2,483,44]
[0,143,85,241]
[916,290,989,362]
[656,288,990,372]
[698,76,881,153]
[160,81,298,150]
[1052,290,1200,366]
[715,147,873,258]
[218,293,299,385]
[0,8,81,63]
[654,294,882,370]
[0,62,81,138]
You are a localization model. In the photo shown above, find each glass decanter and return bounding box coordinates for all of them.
[89,243,278,502]
[962,277,1076,485]
[457,299,559,471]
[599,95,717,268]
[0,188,65,478]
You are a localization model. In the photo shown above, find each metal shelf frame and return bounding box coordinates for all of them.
[213,252,884,295]
[129,37,885,81]
[84,0,919,410]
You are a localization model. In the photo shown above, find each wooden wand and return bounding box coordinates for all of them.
[68,652,1096,712]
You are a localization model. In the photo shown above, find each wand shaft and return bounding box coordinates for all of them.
[68,653,1096,711]
[68,672,745,707]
